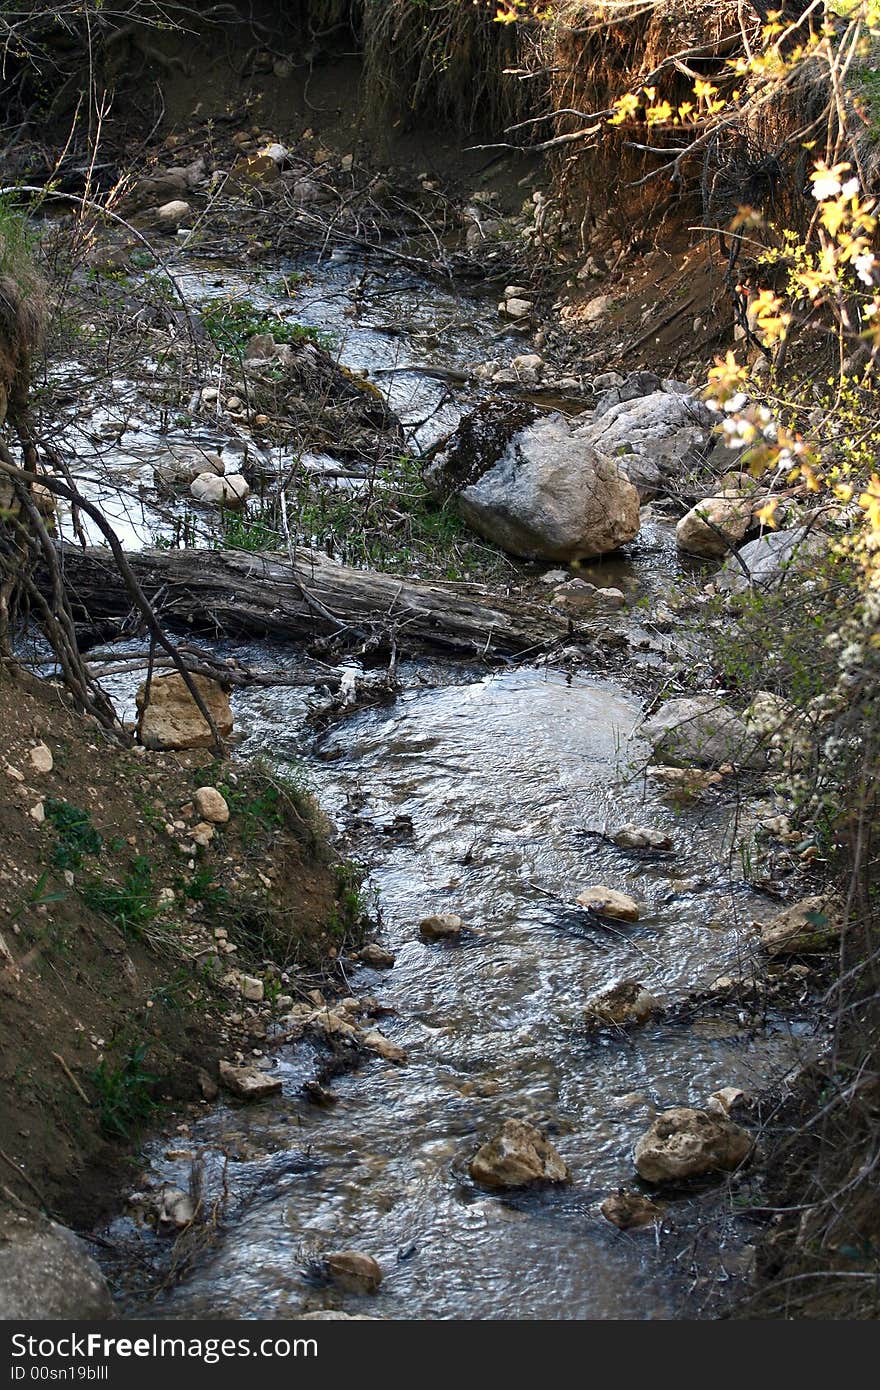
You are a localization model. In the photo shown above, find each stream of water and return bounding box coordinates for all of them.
[81,248,816,1320]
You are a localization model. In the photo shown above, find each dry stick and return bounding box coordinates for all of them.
[0,460,226,755]
[51,1051,90,1105]
[0,1148,49,1211]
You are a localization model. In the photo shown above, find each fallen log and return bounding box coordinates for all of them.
[53,545,568,659]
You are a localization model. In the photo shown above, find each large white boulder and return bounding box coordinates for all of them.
[640,695,764,770]
[576,389,715,499]
[428,404,640,562]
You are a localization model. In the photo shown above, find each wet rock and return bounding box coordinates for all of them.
[612,825,673,852]
[198,1068,218,1101]
[157,1188,196,1230]
[716,527,827,593]
[600,1190,664,1230]
[419,912,464,942]
[28,742,53,773]
[634,1107,753,1182]
[218,1060,282,1101]
[299,1310,380,1319]
[576,887,640,921]
[676,495,753,558]
[583,979,659,1028]
[577,388,715,500]
[356,942,395,969]
[470,1118,570,1189]
[325,1250,383,1294]
[362,1030,407,1063]
[640,695,763,770]
[154,199,191,230]
[194,786,230,824]
[190,472,250,508]
[136,672,232,751]
[499,297,533,319]
[648,765,723,797]
[427,404,640,562]
[758,896,842,956]
[706,1087,747,1117]
[152,446,225,489]
[0,1215,117,1318]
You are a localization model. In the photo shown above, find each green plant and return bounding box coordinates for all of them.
[44,798,103,870]
[89,1044,158,1139]
[200,297,333,355]
[82,856,157,940]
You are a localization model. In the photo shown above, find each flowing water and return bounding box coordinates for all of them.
[83,249,816,1320]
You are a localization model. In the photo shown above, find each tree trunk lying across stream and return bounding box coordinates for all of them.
[52,544,569,659]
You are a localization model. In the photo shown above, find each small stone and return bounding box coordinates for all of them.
[239,975,264,1003]
[583,979,659,1028]
[190,473,250,508]
[576,887,640,921]
[758,896,842,956]
[612,825,673,852]
[706,1087,747,1117]
[325,1251,382,1294]
[596,587,626,608]
[362,1031,407,1064]
[218,1060,281,1101]
[601,1190,664,1230]
[470,1118,570,1190]
[191,821,215,847]
[158,1189,196,1229]
[29,802,45,824]
[356,942,395,969]
[4,765,24,782]
[28,743,53,773]
[419,912,464,942]
[500,298,534,319]
[193,787,229,823]
[155,199,191,229]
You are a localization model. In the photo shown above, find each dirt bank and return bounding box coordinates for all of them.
[0,661,361,1232]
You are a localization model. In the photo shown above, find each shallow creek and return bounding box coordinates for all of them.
[86,252,816,1320]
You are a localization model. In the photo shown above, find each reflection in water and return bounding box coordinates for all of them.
[115,670,814,1321]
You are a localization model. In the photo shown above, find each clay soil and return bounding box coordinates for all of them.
[0,661,348,1232]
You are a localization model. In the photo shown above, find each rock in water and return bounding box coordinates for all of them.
[675,494,753,558]
[600,1190,664,1230]
[583,979,659,1028]
[426,404,640,562]
[716,527,827,593]
[136,672,233,751]
[640,695,764,770]
[758,896,842,956]
[218,1060,282,1101]
[577,389,716,500]
[190,472,250,507]
[419,912,464,942]
[469,1118,570,1189]
[325,1250,383,1294]
[634,1107,753,1182]
[612,824,673,852]
[576,887,640,921]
